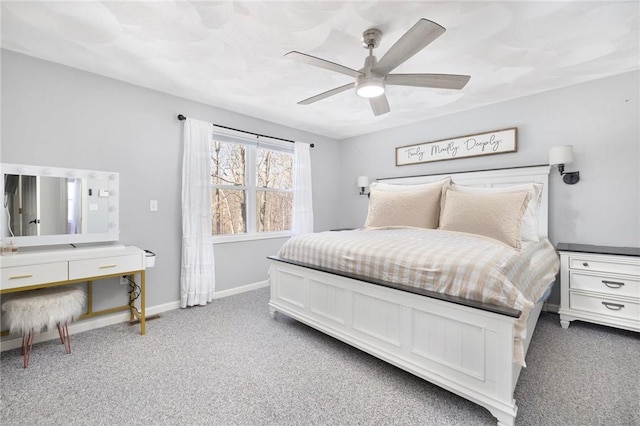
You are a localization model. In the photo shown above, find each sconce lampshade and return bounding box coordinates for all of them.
[357,176,370,188]
[549,145,573,166]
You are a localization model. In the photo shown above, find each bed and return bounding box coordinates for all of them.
[268,165,559,426]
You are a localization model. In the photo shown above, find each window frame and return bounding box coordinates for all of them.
[211,131,294,244]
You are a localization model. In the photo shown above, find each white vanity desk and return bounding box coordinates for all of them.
[1,245,146,335]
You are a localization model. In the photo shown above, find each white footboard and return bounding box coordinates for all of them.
[269,259,522,426]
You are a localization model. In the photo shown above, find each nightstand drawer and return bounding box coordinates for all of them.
[570,293,640,322]
[570,272,640,299]
[1,262,68,290]
[69,254,143,280]
[569,257,640,276]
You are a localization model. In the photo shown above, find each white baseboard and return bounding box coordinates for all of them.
[1,281,269,352]
[543,302,560,314]
[214,280,269,299]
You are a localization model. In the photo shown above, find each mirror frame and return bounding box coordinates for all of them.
[1,163,119,247]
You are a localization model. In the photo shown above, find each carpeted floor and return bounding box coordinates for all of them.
[1,287,638,425]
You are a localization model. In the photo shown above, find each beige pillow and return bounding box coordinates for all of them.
[439,189,530,248]
[365,184,444,229]
[448,182,543,242]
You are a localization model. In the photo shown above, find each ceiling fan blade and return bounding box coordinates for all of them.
[285,51,363,78]
[372,19,446,76]
[298,83,355,105]
[386,73,471,90]
[369,95,390,116]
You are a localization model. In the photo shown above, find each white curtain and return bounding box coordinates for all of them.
[291,142,314,235]
[180,118,215,308]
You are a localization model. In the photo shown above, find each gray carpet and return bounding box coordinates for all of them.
[1,287,638,425]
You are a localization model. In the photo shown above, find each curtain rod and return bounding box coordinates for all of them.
[177,114,314,148]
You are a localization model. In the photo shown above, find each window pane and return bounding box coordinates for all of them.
[256,148,293,189]
[212,189,246,235]
[211,141,245,186]
[256,190,292,232]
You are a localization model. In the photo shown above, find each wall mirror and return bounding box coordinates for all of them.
[1,163,119,247]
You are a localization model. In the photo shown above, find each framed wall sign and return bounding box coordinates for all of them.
[395,127,517,166]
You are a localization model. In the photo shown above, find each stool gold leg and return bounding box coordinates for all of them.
[22,335,28,368]
[56,322,66,345]
[63,323,71,354]
[22,332,34,368]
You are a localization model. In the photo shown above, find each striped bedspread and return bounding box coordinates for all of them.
[277,228,559,365]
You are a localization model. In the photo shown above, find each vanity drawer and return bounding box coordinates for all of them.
[570,272,640,299]
[570,293,640,322]
[569,257,640,276]
[69,254,143,280]
[1,262,68,291]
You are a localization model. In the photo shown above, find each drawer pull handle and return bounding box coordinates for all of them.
[602,302,625,311]
[582,262,589,267]
[602,280,625,289]
[99,264,118,269]
[9,274,34,280]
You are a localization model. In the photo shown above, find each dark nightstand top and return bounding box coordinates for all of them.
[556,243,640,257]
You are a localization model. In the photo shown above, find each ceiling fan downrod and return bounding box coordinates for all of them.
[357,28,385,98]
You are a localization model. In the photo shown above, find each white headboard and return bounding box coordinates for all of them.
[379,165,551,237]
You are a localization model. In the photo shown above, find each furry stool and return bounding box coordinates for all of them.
[2,286,86,368]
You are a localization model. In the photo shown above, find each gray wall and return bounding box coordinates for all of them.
[1,49,342,308]
[3,48,638,311]
[339,70,640,305]
[339,71,639,246]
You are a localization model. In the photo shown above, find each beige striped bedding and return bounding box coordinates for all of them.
[277,228,560,366]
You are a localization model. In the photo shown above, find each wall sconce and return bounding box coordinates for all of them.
[357,176,370,195]
[549,145,580,185]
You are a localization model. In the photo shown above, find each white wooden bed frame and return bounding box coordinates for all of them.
[269,165,552,426]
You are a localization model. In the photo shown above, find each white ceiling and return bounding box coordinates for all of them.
[2,1,638,140]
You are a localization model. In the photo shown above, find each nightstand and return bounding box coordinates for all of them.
[557,243,640,332]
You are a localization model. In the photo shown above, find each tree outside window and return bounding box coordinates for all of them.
[211,137,293,237]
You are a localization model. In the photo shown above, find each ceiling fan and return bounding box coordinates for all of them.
[285,18,470,116]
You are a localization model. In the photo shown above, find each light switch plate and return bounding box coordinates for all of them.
[150,200,158,212]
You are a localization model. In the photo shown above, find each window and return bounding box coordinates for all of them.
[211,132,293,240]
[256,147,293,232]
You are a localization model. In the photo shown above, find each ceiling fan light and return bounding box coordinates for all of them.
[356,76,385,98]
[357,84,385,98]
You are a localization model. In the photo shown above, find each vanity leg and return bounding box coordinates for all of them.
[87,281,94,316]
[128,276,135,323]
[140,271,146,335]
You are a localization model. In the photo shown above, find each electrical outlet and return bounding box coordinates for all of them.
[120,276,129,286]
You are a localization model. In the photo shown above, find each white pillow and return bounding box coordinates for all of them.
[439,189,531,249]
[364,178,450,229]
[447,182,543,241]
[371,177,451,193]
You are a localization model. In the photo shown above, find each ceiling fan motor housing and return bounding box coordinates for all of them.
[356,53,385,98]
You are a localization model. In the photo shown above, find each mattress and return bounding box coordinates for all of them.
[277,227,560,365]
